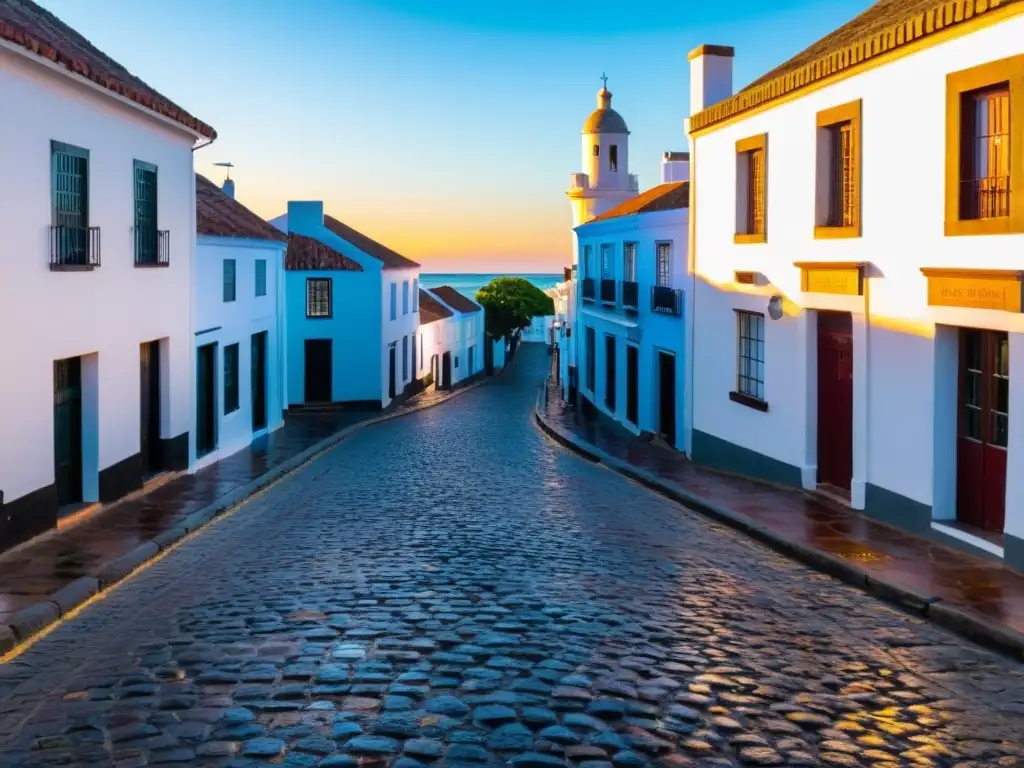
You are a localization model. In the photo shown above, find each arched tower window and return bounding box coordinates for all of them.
[593,144,600,157]
[609,145,618,172]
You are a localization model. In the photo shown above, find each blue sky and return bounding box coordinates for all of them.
[39,0,872,271]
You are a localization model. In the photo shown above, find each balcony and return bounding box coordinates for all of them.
[135,229,171,267]
[622,281,639,311]
[581,277,596,301]
[50,225,101,271]
[651,285,682,316]
[600,278,617,304]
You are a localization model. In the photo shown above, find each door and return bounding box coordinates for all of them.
[140,341,161,474]
[657,352,676,447]
[485,340,494,375]
[957,329,1008,532]
[442,352,452,389]
[251,331,267,432]
[469,346,475,377]
[304,339,332,403]
[626,345,639,425]
[605,335,616,411]
[816,311,853,490]
[389,344,397,399]
[53,357,83,507]
[196,343,217,457]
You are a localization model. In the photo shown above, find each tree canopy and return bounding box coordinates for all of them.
[475,277,555,341]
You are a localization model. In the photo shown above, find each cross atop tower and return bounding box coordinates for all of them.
[600,72,608,90]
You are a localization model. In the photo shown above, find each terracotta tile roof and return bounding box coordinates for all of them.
[323,215,419,270]
[285,234,363,272]
[663,151,690,161]
[430,286,482,314]
[588,182,689,224]
[0,0,215,139]
[690,0,1024,134]
[196,175,286,243]
[418,289,454,324]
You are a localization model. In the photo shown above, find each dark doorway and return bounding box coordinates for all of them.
[431,354,439,386]
[139,341,161,475]
[304,339,332,403]
[816,311,853,491]
[468,346,475,377]
[442,351,453,389]
[53,356,83,507]
[626,344,639,425]
[388,343,397,400]
[196,343,217,458]
[485,339,494,375]
[604,335,616,411]
[251,331,267,432]
[657,351,676,448]
[957,328,1008,532]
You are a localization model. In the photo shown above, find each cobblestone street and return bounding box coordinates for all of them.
[1,346,1023,767]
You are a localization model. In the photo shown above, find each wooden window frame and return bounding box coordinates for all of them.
[734,133,767,244]
[731,310,768,411]
[655,242,672,287]
[814,99,862,240]
[945,54,1024,237]
[222,259,236,302]
[306,277,332,318]
[255,259,267,297]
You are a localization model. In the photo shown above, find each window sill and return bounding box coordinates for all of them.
[944,215,1024,237]
[729,391,768,412]
[734,233,766,245]
[306,315,333,320]
[50,263,98,272]
[813,225,860,240]
[134,261,170,268]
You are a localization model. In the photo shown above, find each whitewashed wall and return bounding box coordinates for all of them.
[193,236,287,468]
[0,47,197,506]
[382,267,420,405]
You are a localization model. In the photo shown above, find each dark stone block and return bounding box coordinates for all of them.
[1006,532,1024,574]
[161,432,190,472]
[0,482,57,554]
[8,600,59,640]
[49,576,99,616]
[98,452,143,503]
[863,483,931,535]
[691,430,802,488]
[96,542,160,588]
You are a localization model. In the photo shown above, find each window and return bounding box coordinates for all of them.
[815,100,861,239]
[413,279,419,311]
[593,144,600,157]
[411,333,417,376]
[402,335,409,381]
[390,282,397,320]
[133,160,159,265]
[600,244,614,278]
[585,327,596,391]
[255,259,267,297]
[733,311,766,408]
[946,55,1024,236]
[223,259,236,302]
[224,343,239,414]
[623,243,636,282]
[306,278,332,317]
[609,144,618,172]
[655,242,671,287]
[735,133,767,244]
[582,245,594,278]
[403,281,410,315]
[51,140,92,266]
[605,334,616,411]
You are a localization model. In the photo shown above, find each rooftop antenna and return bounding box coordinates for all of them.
[214,161,234,182]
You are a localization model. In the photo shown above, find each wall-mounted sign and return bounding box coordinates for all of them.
[920,268,1024,313]
[794,261,866,296]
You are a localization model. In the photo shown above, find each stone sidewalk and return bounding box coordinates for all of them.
[0,381,479,654]
[535,378,1024,659]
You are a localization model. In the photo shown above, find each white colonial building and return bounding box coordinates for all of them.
[575,153,691,450]
[270,203,421,410]
[0,2,214,552]
[425,287,486,387]
[686,0,1024,570]
[415,289,456,387]
[193,175,288,468]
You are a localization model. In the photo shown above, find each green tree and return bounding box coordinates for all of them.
[475,277,555,341]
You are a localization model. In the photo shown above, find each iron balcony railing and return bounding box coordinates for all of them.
[651,285,683,316]
[600,278,617,304]
[622,281,639,311]
[50,225,101,270]
[135,229,171,267]
[581,277,596,301]
[960,175,1010,220]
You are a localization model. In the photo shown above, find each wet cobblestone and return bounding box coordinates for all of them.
[1,346,1023,766]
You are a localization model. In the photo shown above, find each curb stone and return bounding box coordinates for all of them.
[0,371,500,658]
[533,390,1024,660]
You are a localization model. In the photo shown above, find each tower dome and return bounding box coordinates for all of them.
[582,86,629,135]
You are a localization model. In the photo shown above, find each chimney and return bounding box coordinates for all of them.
[688,44,735,115]
[661,152,690,184]
[222,178,235,199]
[286,201,325,233]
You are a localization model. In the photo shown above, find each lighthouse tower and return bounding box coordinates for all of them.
[567,76,638,228]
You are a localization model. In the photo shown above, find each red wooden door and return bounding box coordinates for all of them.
[817,312,854,490]
[957,329,1008,532]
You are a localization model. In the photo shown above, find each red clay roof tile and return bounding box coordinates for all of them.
[430,285,482,314]
[418,289,454,324]
[0,0,215,139]
[196,175,286,243]
[285,234,363,272]
[323,215,420,270]
[588,181,689,223]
